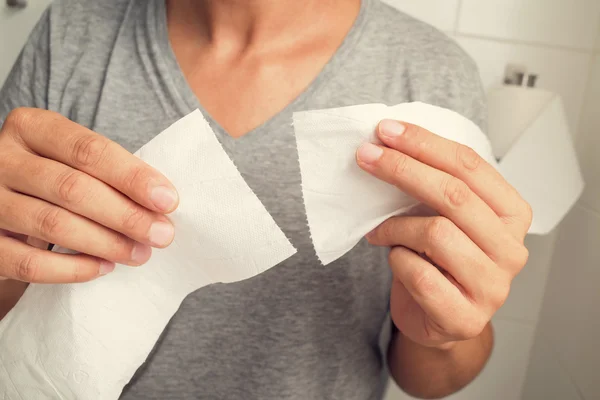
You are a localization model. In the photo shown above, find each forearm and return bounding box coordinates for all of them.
[387,322,494,399]
[0,280,28,320]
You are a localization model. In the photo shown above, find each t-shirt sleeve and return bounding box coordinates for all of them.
[0,8,51,121]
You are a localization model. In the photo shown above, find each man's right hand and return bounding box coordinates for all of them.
[0,108,179,284]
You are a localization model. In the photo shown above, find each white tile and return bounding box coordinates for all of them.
[537,206,600,400]
[576,55,600,213]
[457,0,600,50]
[380,0,460,32]
[496,232,559,323]
[446,319,535,400]
[0,0,52,86]
[456,37,592,135]
[383,319,536,400]
[521,333,583,400]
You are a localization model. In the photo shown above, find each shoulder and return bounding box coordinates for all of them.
[27,0,137,114]
[359,1,486,127]
[367,1,478,75]
[44,0,132,48]
[47,0,131,24]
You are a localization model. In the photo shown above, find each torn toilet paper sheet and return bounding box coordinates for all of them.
[0,110,296,400]
[293,102,498,265]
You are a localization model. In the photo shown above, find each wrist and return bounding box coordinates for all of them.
[397,331,462,357]
[388,325,494,399]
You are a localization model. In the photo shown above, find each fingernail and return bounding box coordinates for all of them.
[99,261,116,275]
[379,120,406,138]
[148,222,175,247]
[131,243,152,264]
[150,186,179,212]
[357,143,383,164]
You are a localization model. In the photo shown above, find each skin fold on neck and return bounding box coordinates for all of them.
[165,0,361,137]
[166,0,359,58]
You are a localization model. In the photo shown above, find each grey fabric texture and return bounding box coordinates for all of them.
[0,0,486,398]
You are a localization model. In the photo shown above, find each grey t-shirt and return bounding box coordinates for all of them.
[0,0,485,398]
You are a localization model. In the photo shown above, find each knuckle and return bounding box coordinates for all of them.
[36,206,65,239]
[121,206,147,232]
[403,125,428,157]
[111,234,136,262]
[3,107,35,135]
[68,258,99,283]
[507,243,529,270]
[379,219,397,241]
[490,281,511,310]
[461,323,485,340]
[56,170,89,206]
[425,217,453,246]
[441,177,471,208]
[409,266,437,297]
[16,251,40,282]
[70,261,84,283]
[402,123,424,142]
[518,245,530,266]
[454,316,487,340]
[71,135,109,168]
[391,154,410,180]
[0,150,22,173]
[522,201,534,226]
[122,165,149,194]
[456,144,481,171]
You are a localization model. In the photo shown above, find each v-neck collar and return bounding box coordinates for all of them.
[149,0,372,147]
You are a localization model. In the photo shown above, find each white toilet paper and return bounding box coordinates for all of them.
[0,110,296,399]
[293,102,498,265]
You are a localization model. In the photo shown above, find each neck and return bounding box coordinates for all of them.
[167,0,360,56]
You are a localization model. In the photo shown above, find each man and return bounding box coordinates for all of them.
[0,0,531,398]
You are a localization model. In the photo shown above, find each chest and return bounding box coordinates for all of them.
[182,58,316,137]
[169,37,339,138]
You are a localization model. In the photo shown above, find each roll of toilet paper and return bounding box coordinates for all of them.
[0,110,296,400]
[488,87,585,235]
[293,102,499,265]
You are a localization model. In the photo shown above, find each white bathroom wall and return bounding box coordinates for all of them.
[0,0,51,86]
[521,46,600,400]
[382,1,600,400]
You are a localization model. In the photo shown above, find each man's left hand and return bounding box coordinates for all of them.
[356,119,532,349]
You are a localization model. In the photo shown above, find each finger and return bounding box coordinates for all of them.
[368,216,511,307]
[4,152,174,248]
[4,108,179,213]
[0,190,152,266]
[377,120,532,236]
[0,228,27,242]
[389,280,450,347]
[26,236,50,249]
[0,235,114,283]
[0,231,49,280]
[388,246,485,340]
[356,142,519,262]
